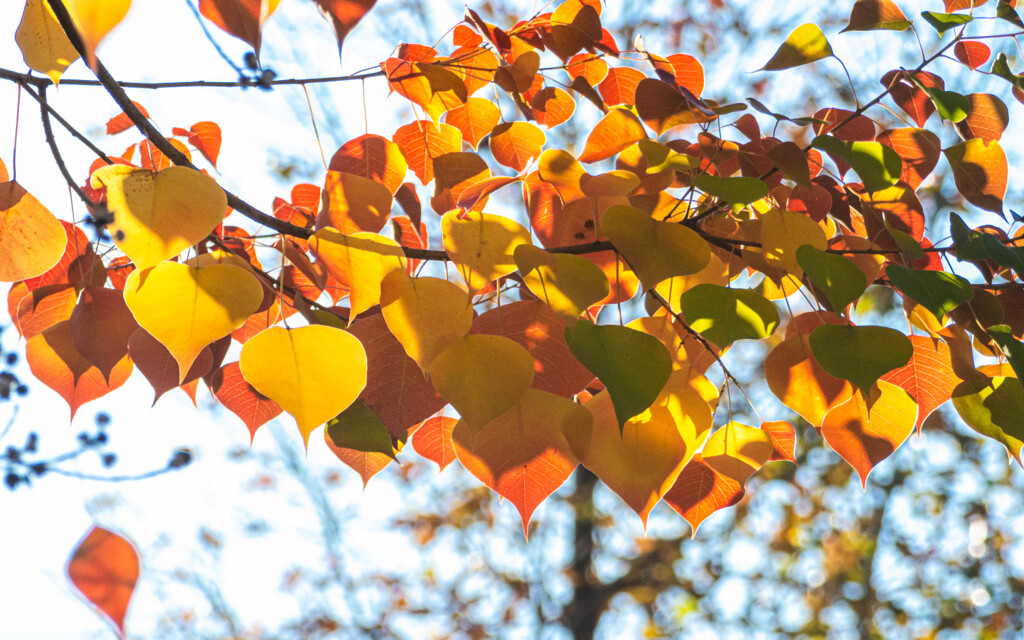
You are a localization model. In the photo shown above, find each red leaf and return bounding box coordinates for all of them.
[347,313,447,439]
[411,416,458,471]
[954,41,991,69]
[199,0,274,55]
[954,93,1009,143]
[328,133,406,194]
[881,335,959,433]
[875,128,941,191]
[69,286,139,380]
[312,0,378,59]
[210,361,282,442]
[881,70,943,128]
[24,221,104,291]
[128,328,214,404]
[66,526,139,639]
[14,284,77,339]
[172,121,222,168]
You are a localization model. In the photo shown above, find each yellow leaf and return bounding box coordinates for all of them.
[537,149,586,202]
[441,210,531,294]
[513,244,609,325]
[379,271,474,373]
[582,369,716,527]
[759,208,827,278]
[124,262,262,381]
[16,0,81,84]
[92,165,227,270]
[430,334,534,433]
[701,421,774,485]
[0,181,67,282]
[309,229,406,317]
[63,0,132,69]
[240,325,368,447]
[600,205,711,290]
[759,23,833,71]
[653,251,730,314]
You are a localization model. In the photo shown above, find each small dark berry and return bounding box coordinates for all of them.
[96,413,110,426]
[168,449,193,469]
[95,432,108,444]
[4,473,19,490]
[102,454,117,468]
[15,385,28,396]
[5,353,17,365]
[243,52,258,70]
[30,463,46,476]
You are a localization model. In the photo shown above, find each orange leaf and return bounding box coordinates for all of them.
[881,70,943,128]
[105,101,149,135]
[954,41,991,69]
[172,121,222,168]
[128,328,216,404]
[880,335,959,433]
[26,320,132,420]
[210,361,282,443]
[66,526,139,639]
[821,381,917,487]
[761,420,797,462]
[348,313,447,438]
[875,128,941,191]
[944,138,1007,215]
[530,86,576,128]
[765,332,854,428]
[444,97,500,150]
[578,108,647,163]
[471,300,595,398]
[663,454,744,535]
[311,0,377,59]
[198,0,280,56]
[381,59,468,122]
[393,120,462,185]
[69,286,139,380]
[447,45,499,95]
[138,138,192,172]
[566,53,608,85]
[0,181,68,282]
[328,134,407,194]
[318,171,394,234]
[411,415,458,471]
[15,283,77,339]
[954,93,1009,143]
[430,152,490,214]
[657,53,704,96]
[635,78,713,135]
[488,121,545,171]
[452,389,589,536]
[324,438,395,487]
[63,0,131,70]
[598,66,645,106]
[542,0,602,60]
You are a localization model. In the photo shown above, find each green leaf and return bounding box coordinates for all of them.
[988,325,1024,382]
[638,140,699,173]
[885,265,974,319]
[710,102,748,115]
[679,284,780,347]
[997,1,1024,29]
[601,205,711,289]
[920,11,972,34]
[325,400,400,459]
[746,98,828,127]
[952,376,1024,463]
[759,24,834,71]
[691,175,769,210]
[991,53,1024,91]
[808,324,913,395]
[811,136,902,193]
[565,320,672,428]
[950,213,989,261]
[884,220,925,262]
[908,76,970,123]
[796,245,868,312]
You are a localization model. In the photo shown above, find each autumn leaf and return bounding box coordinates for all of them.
[312,0,378,60]
[441,209,531,294]
[210,361,282,443]
[16,0,81,84]
[62,0,132,70]
[198,0,281,57]
[66,525,139,639]
[411,416,458,472]
[759,23,833,71]
[0,181,67,282]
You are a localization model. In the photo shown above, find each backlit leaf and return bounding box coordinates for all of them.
[198,0,280,56]
[886,265,974,319]
[66,526,139,639]
[488,121,545,171]
[172,121,222,168]
[393,120,461,185]
[921,11,971,34]
[240,325,368,446]
[69,286,138,379]
[765,328,855,427]
[63,0,131,69]
[92,165,227,270]
[796,246,867,312]
[318,171,394,234]
[954,41,991,69]
[0,181,67,281]
[601,205,711,290]
[635,78,713,135]
[444,98,500,150]
[430,334,534,433]
[702,420,774,485]
[881,335,960,432]
[15,283,77,339]
[430,152,491,213]
[411,416,458,471]
[952,375,1024,463]
[124,262,262,380]
[841,0,912,31]
[514,244,609,324]
[680,284,780,348]
[761,420,797,462]
[210,361,282,443]
[566,320,673,427]
[324,402,398,487]
[379,272,473,373]
[809,324,913,395]
[821,381,917,487]
[27,321,132,420]
[582,369,714,525]
[954,93,1009,142]
[811,136,902,193]
[312,0,378,60]
[453,389,589,536]
[759,208,828,278]
[875,128,941,190]
[578,109,647,163]
[597,66,645,106]
[128,328,216,404]
[531,87,577,128]
[944,138,1007,215]
[759,23,833,71]
[663,454,744,535]
[441,209,531,294]
[309,229,406,316]
[16,0,81,84]
[329,134,407,194]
